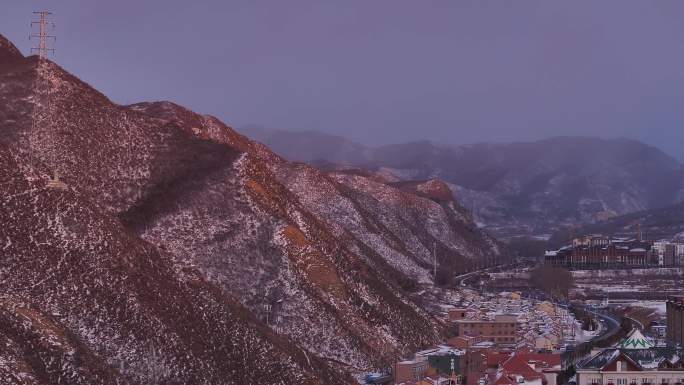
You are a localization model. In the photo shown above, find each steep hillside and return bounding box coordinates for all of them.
[0,34,347,385]
[0,147,343,385]
[243,128,684,238]
[274,167,503,286]
[129,102,504,370]
[0,33,503,381]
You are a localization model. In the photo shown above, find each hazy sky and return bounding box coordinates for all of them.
[3,1,684,159]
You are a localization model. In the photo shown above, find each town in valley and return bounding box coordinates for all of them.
[2,3,684,385]
[378,232,684,385]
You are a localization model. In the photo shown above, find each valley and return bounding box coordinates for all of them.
[2,5,684,383]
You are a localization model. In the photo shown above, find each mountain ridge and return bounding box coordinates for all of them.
[240,127,684,238]
[0,34,22,64]
[239,126,683,167]
[549,201,684,247]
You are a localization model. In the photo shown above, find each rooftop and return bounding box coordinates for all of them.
[578,347,683,371]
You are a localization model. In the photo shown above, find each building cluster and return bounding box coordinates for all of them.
[390,291,581,385]
[545,235,684,270]
[577,329,684,385]
[392,347,562,385]
[447,291,586,351]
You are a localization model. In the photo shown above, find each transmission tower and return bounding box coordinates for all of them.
[29,11,66,190]
[30,11,56,59]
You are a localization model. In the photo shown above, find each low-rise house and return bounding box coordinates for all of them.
[481,354,553,385]
[534,335,556,351]
[395,359,431,384]
[536,302,557,317]
[450,309,470,321]
[486,351,562,385]
[448,336,486,350]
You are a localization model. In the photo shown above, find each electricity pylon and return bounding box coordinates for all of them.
[29,11,66,190]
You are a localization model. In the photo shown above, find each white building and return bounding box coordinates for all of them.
[577,330,684,385]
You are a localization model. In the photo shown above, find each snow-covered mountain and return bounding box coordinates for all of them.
[242,128,684,239]
[0,33,503,383]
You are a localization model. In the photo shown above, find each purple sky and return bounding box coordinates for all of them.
[3,1,684,160]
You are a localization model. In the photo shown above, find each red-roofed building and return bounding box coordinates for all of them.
[500,355,546,382]
[488,352,561,369]
[487,353,514,368]
[489,373,516,385]
[482,351,562,385]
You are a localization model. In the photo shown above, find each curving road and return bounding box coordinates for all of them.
[573,305,622,345]
[455,263,520,287]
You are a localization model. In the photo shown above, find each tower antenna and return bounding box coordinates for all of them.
[29,11,66,190]
[30,11,56,60]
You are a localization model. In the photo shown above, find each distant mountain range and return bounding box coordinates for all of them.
[241,126,684,239]
[548,201,684,247]
[241,125,372,166]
